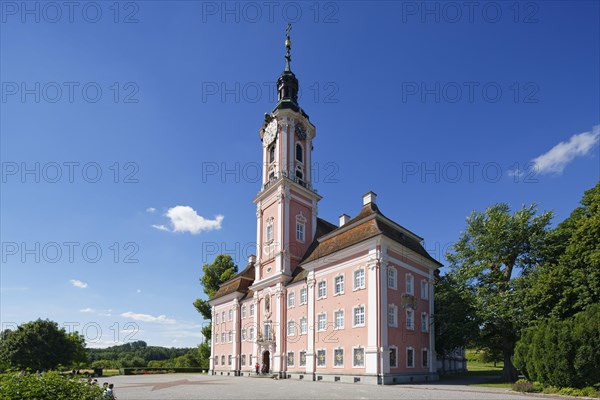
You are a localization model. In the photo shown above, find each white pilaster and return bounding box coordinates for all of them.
[232,301,239,373]
[306,272,316,375]
[273,284,283,373]
[429,270,435,374]
[365,248,380,374]
[209,308,215,372]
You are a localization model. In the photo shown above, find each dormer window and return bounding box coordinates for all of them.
[295,143,303,163]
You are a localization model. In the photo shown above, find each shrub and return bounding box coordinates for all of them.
[514,304,600,388]
[512,380,536,392]
[0,371,103,400]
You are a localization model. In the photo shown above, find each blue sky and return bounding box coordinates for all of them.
[1,1,598,348]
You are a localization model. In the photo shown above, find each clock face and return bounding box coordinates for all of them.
[295,123,307,140]
[264,119,278,145]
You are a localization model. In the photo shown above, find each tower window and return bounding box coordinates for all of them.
[266,218,274,242]
[295,143,303,163]
[296,221,305,242]
[269,145,275,164]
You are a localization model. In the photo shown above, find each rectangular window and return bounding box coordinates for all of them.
[421,279,429,300]
[422,349,429,368]
[389,347,398,368]
[228,355,232,366]
[334,348,344,367]
[406,274,414,295]
[214,333,218,344]
[353,348,364,367]
[215,314,219,324]
[299,351,306,367]
[318,281,327,298]
[214,355,218,366]
[250,304,255,316]
[264,323,271,340]
[228,330,233,342]
[287,352,294,367]
[388,304,397,327]
[317,350,326,367]
[221,311,225,322]
[287,321,295,336]
[221,332,225,343]
[249,327,255,340]
[317,314,326,331]
[421,312,428,332]
[334,310,344,329]
[249,354,253,365]
[300,287,307,304]
[334,275,344,295]
[288,291,295,308]
[407,348,414,368]
[388,268,397,289]
[241,329,247,341]
[300,318,307,334]
[221,355,225,365]
[296,222,305,242]
[228,309,233,321]
[353,306,365,326]
[241,305,246,319]
[266,219,273,242]
[353,269,365,290]
[406,309,414,330]
[241,354,246,366]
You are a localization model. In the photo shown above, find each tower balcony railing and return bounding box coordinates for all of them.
[261,172,318,194]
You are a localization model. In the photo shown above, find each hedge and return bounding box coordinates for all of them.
[120,367,206,375]
[514,304,600,388]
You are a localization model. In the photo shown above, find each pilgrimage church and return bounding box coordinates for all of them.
[208,28,442,384]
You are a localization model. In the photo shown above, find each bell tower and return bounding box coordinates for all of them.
[253,25,321,285]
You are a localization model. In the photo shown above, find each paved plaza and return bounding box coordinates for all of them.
[104,373,555,400]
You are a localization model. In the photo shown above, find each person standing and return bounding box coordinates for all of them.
[255,362,260,375]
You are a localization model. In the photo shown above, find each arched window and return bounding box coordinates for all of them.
[269,145,275,164]
[295,143,303,163]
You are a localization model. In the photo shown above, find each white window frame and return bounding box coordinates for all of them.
[288,291,295,308]
[295,142,304,163]
[353,305,366,327]
[387,267,397,290]
[300,317,307,334]
[316,349,326,367]
[317,313,327,331]
[334,274,345,295]
[352,347,365,368]
[214,355,218,366]
[299,351,307,367]
[353,268,365,290]
[296,221,305,242]
[228,330,233,342]
[249,327,255,340]
[214,332,219,344]
[228,355,232,366]
[215,313,219,324]
[406,309,414,330]
[421,279,429,300]
[228,309,233,321]
[421,312,429,332]
[300,287,308,304]
[266,217,274,242]
[389,346,398,368]
[422,348,429,368]
[241,354,246,366]
[388,304,398,327]
[241,329,247,341]
[221,311,225,322]
[406,347,415,368]
[241,305,246,319]
[287,351,295,367]
[250,304,255,316]
[406,273,414,295]
[221,332,225,343]
[333,347,344,368]
[317,280,327,299]
[221,355,225,365]
[334,309,344,330]
[287,320,295,336]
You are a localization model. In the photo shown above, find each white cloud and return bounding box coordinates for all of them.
[152,205,224,234]
[121,311,176,324]
[80,308,95,313]
[532,125,599,175]
[70,279,88,289]
[136,289,142,293]
[146,207,156,213]
[80,308,112,317]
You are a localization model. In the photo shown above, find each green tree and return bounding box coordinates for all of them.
[0,319,81,371]
[197,342,211,370]
[446,203,553,382]
[434,273,478,359]
[523,182,600,320]
[0,371,104,400]
[193,254,238,342]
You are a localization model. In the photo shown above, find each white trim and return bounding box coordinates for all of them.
[317,280,327,299]
[406,308,415,330]
[405,273,414,295]
[353,267,366,291]
[387,266,397,290]
[389,345,398,368]
[333,347,344,368]
[388,303,398,328]
[333,273,345,296]
[352,346,365,368]
[316,348,327,368]
[333,308,345,330]
[317,312,327,331]
[352,304,366,327]
[406,347,415,368]
[421,347,430,369]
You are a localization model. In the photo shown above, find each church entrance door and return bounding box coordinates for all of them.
[262,351,270,374]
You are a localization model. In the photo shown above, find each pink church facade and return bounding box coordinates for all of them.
[208,31,442,385]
